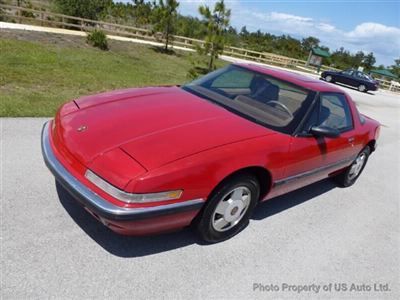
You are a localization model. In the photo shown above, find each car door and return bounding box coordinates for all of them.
[354,71,370,88]
[278,92,357,194]
[338,69,356,86]
[357,72,374,89]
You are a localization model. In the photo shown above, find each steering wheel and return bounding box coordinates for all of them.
[267,101,293,118]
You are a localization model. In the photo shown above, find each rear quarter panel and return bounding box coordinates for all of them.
[346,94,380,150]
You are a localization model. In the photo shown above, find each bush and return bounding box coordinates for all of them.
[187,66,208,80]
[186,53,210,79]
[54,0,112,20]
[0,8,5,22]
[86,29,108,50]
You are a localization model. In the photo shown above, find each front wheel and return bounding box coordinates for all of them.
[334,146,370,187]
[325,75,333,82]
[195,173,260,243]
[358,84,367,92]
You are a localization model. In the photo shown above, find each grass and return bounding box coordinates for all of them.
[0,33,226,117]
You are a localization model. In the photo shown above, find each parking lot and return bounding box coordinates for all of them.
[2,85,399,299]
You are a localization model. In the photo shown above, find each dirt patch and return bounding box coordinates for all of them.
[0,28,90,48]
[0,28,187,56]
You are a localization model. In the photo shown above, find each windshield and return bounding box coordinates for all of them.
[182,65,316,134]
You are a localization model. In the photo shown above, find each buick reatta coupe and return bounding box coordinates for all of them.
[42,64,380,242]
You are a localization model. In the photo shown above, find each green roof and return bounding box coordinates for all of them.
[311,47,330,58]
[370,69,398,79]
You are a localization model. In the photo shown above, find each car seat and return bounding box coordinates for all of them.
[249,76,280,103]
[319,106,331,126]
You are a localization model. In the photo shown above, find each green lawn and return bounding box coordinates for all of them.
[0,35,225,117]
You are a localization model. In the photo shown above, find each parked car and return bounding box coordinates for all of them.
[321,69,379,92]
[42,64,380,243]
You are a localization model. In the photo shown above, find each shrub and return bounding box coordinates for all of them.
[19,1,35,18]
[0,8,5,22]
[54,0,112,20]
[186,53,209,79]
[86,29,108,50]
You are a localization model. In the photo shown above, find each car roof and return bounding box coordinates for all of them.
[235,63,345,93]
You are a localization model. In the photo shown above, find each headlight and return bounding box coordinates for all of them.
[85,169,183,203]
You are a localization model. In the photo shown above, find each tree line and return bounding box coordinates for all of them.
[51,0,399,76]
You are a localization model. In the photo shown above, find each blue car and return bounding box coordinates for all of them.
[321,69,379,92]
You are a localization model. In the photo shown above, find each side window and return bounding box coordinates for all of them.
[319,94,353,131]
[342,70,354,76]
[355,71,365,79]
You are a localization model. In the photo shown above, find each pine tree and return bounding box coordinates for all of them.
[198,0,231,71]
[153,0,179,51]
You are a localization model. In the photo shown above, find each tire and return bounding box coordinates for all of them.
[325,75,333,82]
[358,84,367,92]
[334,146,370,187]
[195,173,260,243]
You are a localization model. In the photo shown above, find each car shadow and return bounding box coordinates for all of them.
[252,178,337,220]
[56,182,198,258]
[56,178,337,258]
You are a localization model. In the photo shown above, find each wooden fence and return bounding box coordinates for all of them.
[0,3,326,70]
[1,3,398,92]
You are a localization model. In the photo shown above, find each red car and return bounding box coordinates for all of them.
[42,64,380,243]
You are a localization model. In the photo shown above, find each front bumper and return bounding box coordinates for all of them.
[41,121,204,232]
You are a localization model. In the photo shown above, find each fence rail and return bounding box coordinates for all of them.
[1,3,398,92]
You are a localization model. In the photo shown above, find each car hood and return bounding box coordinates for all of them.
[56,86,274,172]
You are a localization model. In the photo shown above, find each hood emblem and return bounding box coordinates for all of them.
[77,125,88,132]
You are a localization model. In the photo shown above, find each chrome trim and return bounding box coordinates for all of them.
[274,156,355,187]
[85,169,183,203]
[41,121,205,221]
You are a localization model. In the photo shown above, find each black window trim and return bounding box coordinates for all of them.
[293,91,320,137]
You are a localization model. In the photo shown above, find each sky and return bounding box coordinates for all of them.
[120,0,400,66]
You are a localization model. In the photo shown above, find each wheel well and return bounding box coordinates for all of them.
[208,167,272,201]
[367,140,376,152]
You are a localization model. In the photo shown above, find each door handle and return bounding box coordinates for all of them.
[348,137,355,143]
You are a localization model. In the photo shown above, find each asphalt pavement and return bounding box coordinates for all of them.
[1,86,399,299]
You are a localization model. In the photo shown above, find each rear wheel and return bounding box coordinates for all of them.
[325,75,333,82]
[195,173,260,243]
[334,146,370,187]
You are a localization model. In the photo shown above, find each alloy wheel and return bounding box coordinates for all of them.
[348,153,367,180]
[211,187,252,232]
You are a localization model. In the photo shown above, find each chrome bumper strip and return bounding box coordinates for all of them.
[41,121,205,221]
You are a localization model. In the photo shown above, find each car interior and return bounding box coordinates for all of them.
[185,66,317,131]
[211,72,310,125]
[319,95,352,130]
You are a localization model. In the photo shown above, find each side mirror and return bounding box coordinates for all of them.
[310,125,340,138]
